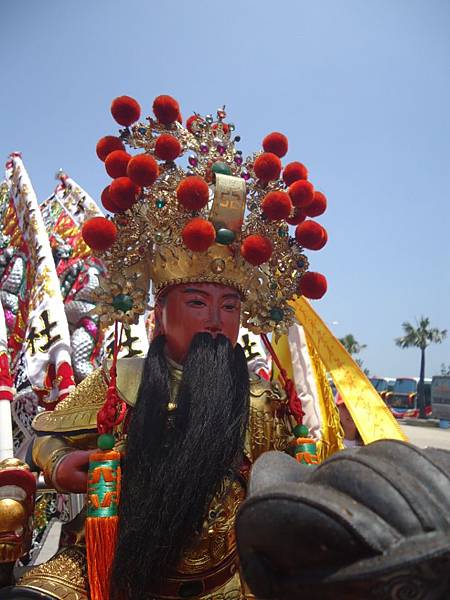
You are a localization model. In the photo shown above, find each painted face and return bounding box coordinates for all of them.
[157,282,241,364]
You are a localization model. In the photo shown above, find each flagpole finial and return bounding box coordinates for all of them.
[55,168,68,182]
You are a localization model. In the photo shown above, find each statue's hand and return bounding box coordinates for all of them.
[53,450,93,494]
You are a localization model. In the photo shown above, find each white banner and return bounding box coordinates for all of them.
[0,300,14,459]
[6,155,75,407]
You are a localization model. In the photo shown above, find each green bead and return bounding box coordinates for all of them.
[278,227,288,237]
[97,433,115,450]
[212,161,231,175]
[270,282,278,290]
[112,293,133,312]
[216,228,235,245]
[293,424,309,437]
[155,198,166,209]
[269,307,284,322]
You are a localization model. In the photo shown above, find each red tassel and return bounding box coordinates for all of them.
[86,447,121,600]
[86,322,124,599]
[260,333,305,423]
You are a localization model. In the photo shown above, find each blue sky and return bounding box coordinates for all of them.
[1,0,449,377]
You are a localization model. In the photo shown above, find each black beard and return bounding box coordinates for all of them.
[111,333,250,599]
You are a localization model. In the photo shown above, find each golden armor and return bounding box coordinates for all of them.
[14,358,291,599]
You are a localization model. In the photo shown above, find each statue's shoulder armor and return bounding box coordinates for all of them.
[247,373,291,462]
[249,372,285,410]
[32,357,145,434]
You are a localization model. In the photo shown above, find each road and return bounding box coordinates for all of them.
[400,424,450,450]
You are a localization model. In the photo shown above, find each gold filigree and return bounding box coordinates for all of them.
[33,368,107,433]
[91,271,148,327]
[16,545,88,599]
[177,477,244,575]
[245,376,292,462]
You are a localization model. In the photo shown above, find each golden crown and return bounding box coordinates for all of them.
[82,94,329,336]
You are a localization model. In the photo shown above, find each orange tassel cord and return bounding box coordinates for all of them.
[86,322,124,600]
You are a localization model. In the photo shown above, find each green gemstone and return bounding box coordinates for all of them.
[293,424,310,438]
[155,198,166,209]
[112,293,133,312]
[269,307,284,322]
[270,282,278,290]
[278,227,288,237]
[97,433,115,450]
[212,161,231,175]
[216,228,235,245]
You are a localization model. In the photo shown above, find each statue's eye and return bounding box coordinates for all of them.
[187,299,206,307]
[223,303,238,311]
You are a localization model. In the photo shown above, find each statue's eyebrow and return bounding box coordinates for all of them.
[183,288,209,296]
[182,288,240,300]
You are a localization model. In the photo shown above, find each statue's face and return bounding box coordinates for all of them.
[157,282,241,364]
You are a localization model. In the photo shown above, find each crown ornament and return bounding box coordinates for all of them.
[82,94,329,337]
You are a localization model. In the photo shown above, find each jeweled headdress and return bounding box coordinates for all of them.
[82,94,329,336]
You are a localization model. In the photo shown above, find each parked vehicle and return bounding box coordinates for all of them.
[385,377,432,418]
[431,376,450,423]
[370,377,395,401]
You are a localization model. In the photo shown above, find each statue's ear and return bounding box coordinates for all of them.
[153,296,165,336]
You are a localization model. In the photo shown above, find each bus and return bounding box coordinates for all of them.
[370,377,395,401]
[431,376,450,422]
[385,377,432,418]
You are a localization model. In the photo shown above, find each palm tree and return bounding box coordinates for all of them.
[441,364,450,376]
[395,317,447,418]
[339,334,369,375]
[339,334,367,356]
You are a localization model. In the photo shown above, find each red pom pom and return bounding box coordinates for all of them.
[253,153,282,181]
[186,115,199,133]
[104,150,131,178]
[82,217,117,251]
[153,95,180,125]
[241,235,272,266]
[302,191,327,217]
[286,208,307,226]
[127,154,159,187]
[283,162,308,186]
[299,271,327,299]
[261,191,292,221]
[177,176,210,211]
[154,134,181,161]
[212,123,230,135]
[177,112,183,124]
[289,180,314,208]
[295,220,328,250]
[262,132,288,158]
[96,136,125,161]
[100,186,121,213]
[111,96,141,126]
[182,218,215,252]
[109,177,140,210]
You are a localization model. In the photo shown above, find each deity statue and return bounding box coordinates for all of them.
[0,94,403,599]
